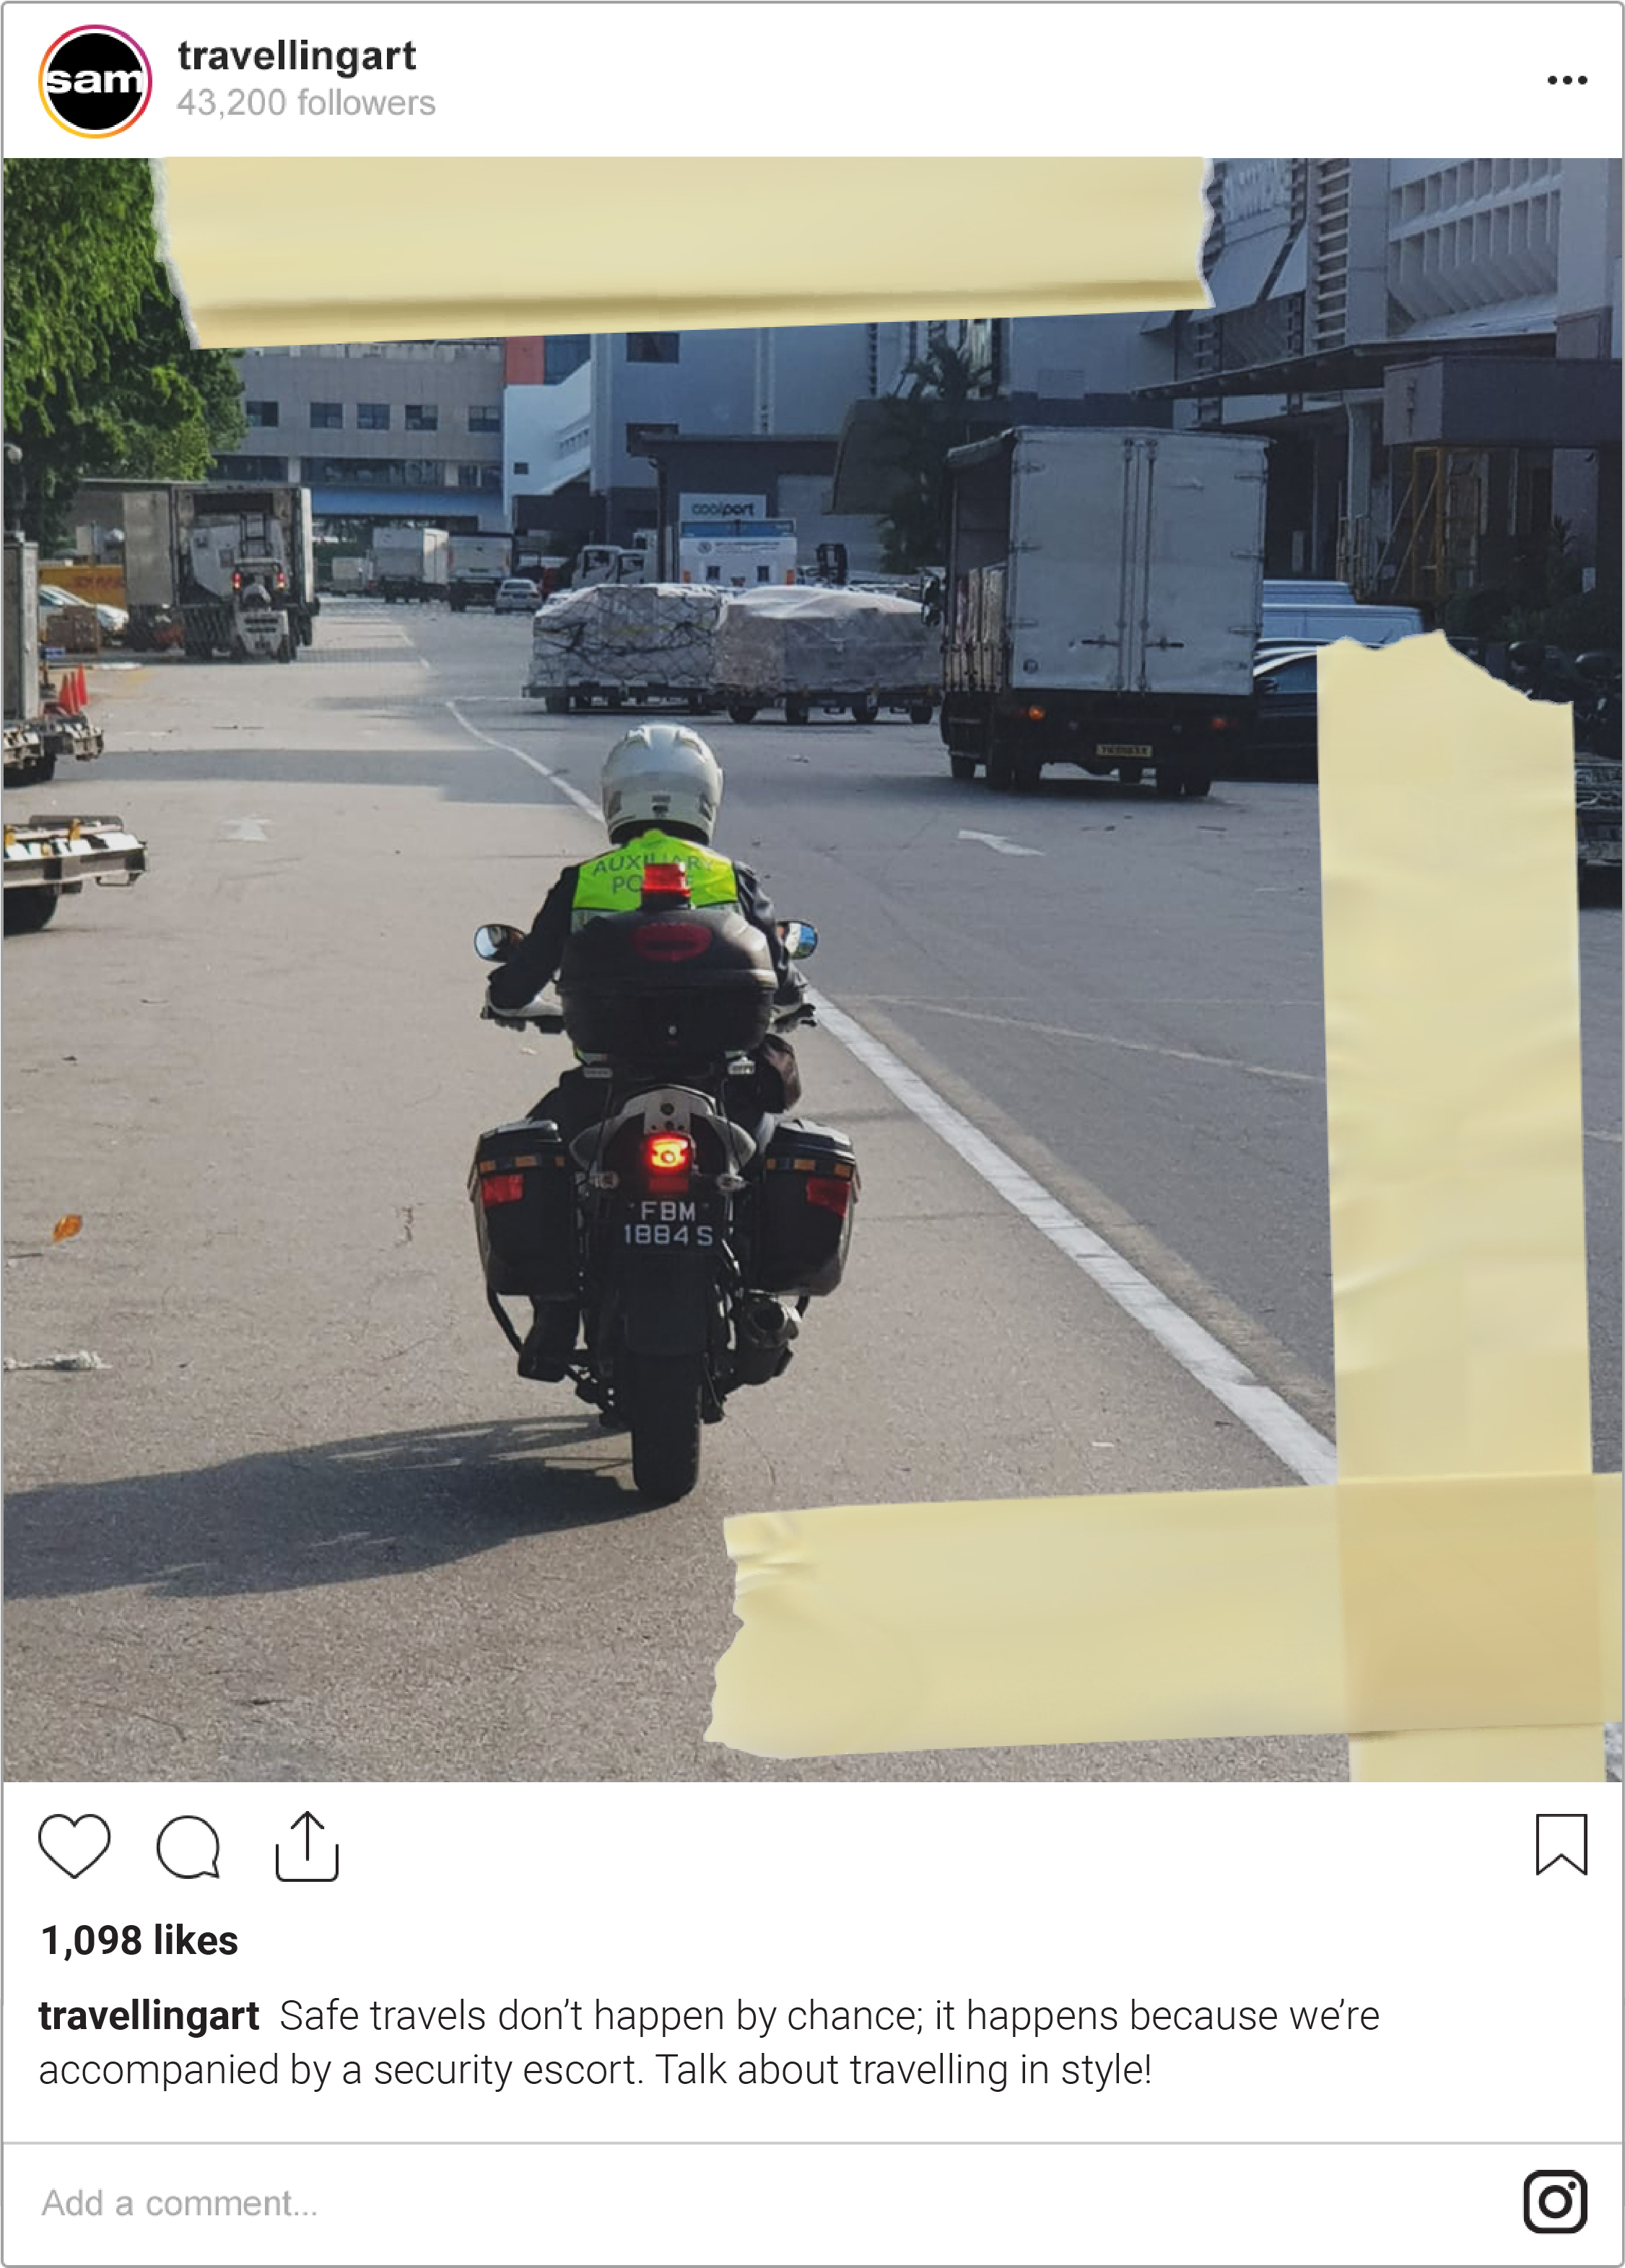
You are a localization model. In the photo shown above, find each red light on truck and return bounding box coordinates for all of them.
[645,1133,694,1176]
[1026,705,1046,722]
[480,1173,526,1208]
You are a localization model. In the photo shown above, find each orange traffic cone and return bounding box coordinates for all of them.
[75,666,88,710]
[57,672,76,715]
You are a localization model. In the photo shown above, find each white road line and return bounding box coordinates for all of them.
[445,701,599,815]
[451,697,1340,1483]
[806,990,1339,1486]
[863,995,1323,1087]
[959,829,1043,858]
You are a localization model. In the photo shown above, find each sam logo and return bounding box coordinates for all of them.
[40,25,152,136]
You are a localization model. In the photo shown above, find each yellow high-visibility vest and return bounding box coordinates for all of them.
[570,829,739,925]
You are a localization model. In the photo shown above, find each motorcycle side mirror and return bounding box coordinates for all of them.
[782,921,819,961]
[474,923,522,961]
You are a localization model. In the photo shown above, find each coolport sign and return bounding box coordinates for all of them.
[39,24,152,135]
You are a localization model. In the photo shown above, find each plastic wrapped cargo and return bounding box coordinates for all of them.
[526,583,723,700]
[713,586,936,701]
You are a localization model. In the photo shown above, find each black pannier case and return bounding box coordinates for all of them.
[557,905,777,1062]
[469,1119,577,1299]
[754,1121,859,1298]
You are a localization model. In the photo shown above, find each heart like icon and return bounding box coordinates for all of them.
[38,1813,111,1878]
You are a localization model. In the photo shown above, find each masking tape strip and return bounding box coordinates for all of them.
[152,157,1210,346]
[705,1475,1619,1759]
[705,642,1616,1774]
[1317,639,1594,1486]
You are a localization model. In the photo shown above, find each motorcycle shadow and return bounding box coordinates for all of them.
[2,1412,656,1607]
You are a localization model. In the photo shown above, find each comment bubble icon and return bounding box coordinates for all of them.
[157,1815,221,1880]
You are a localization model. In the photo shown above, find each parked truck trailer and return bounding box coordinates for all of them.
[96,479,319,660]
[939,428,1268,796]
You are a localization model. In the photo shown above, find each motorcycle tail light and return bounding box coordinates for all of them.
[806,1174,853,1218]
[480,1172,526,1208]
[640,863,692,904]
[631,920,711,962]
[645,1133,693,1177]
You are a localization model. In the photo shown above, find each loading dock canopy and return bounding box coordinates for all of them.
[1382,357,1621,450]
[1133,334,1555,404]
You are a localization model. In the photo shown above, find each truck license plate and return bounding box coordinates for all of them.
[1096,744,1153,760]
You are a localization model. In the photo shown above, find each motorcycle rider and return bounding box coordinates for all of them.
[485,723,811,1379]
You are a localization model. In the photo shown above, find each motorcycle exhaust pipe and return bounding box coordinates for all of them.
[736,1297,800,1385]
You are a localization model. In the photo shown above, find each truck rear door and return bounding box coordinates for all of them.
[1007,435,1130,694]
[1138,438,1265,697]
[122,490,177,609]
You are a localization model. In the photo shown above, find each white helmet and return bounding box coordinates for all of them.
[601,723,724,845]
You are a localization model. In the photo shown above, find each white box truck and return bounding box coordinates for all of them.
[448,535,512,611]
[940,428,1268,796]
[371,526,450,603]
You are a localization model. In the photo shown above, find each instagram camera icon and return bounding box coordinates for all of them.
[1523,2171,1588,2236]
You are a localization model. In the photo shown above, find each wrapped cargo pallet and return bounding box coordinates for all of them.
[712,586,939,725]
[525,583,724,712]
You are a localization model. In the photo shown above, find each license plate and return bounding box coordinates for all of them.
[621,1195,717,1249]
[1096,744,1153,760]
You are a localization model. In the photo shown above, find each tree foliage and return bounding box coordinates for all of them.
[874,340,980,574]
[4,160,245,544]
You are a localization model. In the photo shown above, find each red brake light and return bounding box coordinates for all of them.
[645,1133,693,1176]
[806,1174,853,1218]
[480,1172,525,1208]
[232,570,243,591]
[631,920,711,963]
[1208,715,1232,731]
[641,863,692,903]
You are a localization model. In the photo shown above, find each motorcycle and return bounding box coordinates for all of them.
[469,863,858,1503]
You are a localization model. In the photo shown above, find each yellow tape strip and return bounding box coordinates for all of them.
[707,1476,1619,1758]
[706,640,1619,1779]
[154,157,1209,346]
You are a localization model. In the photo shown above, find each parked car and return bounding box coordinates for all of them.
[1250,647,1320,779]
[493,577,541,616]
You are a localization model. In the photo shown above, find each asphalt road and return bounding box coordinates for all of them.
[5,601,1619,1784]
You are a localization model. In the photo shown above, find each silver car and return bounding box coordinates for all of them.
[493,578,541,615]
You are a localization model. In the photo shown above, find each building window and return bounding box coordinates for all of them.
[304,457,444,488]
[544,336,591,383]
[468,404,500,432]
[404,404,438,431]
[626,333,679,364]
[309,401,344,429]
[244,400,279,428]
[212,454,289,481]
[458,465,502,492]
[512,461,530,476]
[356,402,391,430]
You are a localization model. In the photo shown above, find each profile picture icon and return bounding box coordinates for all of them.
[40,26,153,138]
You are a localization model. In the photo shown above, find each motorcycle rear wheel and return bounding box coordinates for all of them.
[624,1352,705,1503]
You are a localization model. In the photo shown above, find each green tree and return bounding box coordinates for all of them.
[4,159,244,546]
[874,339,980,574]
